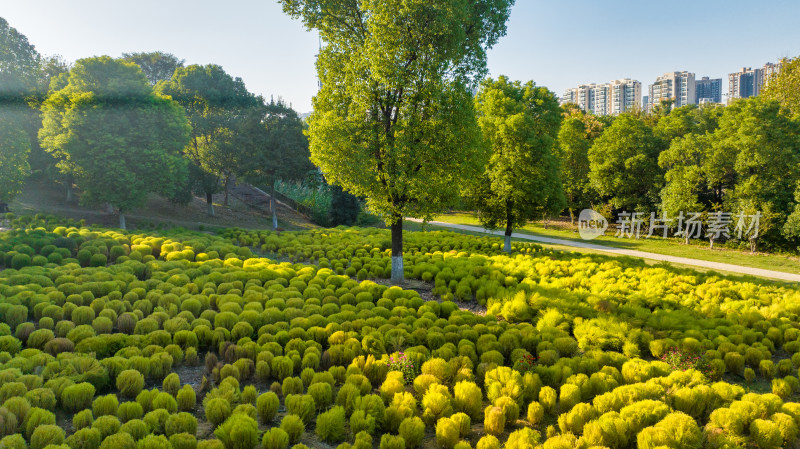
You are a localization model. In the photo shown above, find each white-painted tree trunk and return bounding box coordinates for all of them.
[504,234,511,252]
[391,256,404,284]
[119,213,126,230]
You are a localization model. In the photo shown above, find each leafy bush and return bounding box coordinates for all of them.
[280,414,305,444]
[30,425,65,449]
[483,406,504,436]
[316,405,346,443]
[505,428,540,449]
[152,392,177,414]
[62,382,96,412]
[435,417,460,449]
[165,412,198,437]
[93,394,119,417]
[170,433,198,449]
[214,414,258,449]
[379,434,405,449]
[163,373,181,396]
[177,385,196,411]
[65,427,102,449]
[205,398,232,426]
[117,370,145,398]
[285,394,316,424]
[636,412,702,449]
[262,428,289,449]
[453,381,482,420]
[98,432,136,449]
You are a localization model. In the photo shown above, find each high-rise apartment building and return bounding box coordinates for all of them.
[728,59,794,101]
[695,76,722,103]
[560,79,641,116]
[648,71,695,110]
[642,95,649,113]
[728,67,763,100]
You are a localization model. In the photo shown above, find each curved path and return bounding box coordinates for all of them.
[408,219,800,283]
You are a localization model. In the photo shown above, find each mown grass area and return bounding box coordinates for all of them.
[429,212,800,275]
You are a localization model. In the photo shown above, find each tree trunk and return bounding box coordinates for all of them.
[223,176,230,206]
[271,182,278,230]
[504,200,513,253]
[106,203,114,214]
[504,220,512,253]
[391,216,404,284]
[66,184,73,202]
[119,213,126,230]
[750,238,758,253]
[709,237,715,249]
[206,192,215,217]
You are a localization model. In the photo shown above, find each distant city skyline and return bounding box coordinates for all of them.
[1,0,799,113]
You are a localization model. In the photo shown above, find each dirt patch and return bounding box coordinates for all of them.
[370,277,487,315]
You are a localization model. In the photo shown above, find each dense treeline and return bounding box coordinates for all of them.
[2,13,800,252]
[0,17,314,229]
[558,94,800,252]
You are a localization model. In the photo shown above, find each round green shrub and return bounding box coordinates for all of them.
[143,409,170,435]
[475,435,499,449]
[483,406,504,437]
[89,254,107,267]
[92,415,121,439]
[137,435,172,449]
[285,394,316,425]
[117,401,144,422]
[280,414,305,445]
[197,440,225,449]
[205,398,232,426]
[170,433,198,449]
[436,417,460,449]
[262,427,289,449]
[315,405,346,443]
[177,385,196,412]
[379,434,405,449]
[453,380,482,420]
[399,416,425,448]
[165,412,198,437]
[214,414,258,449]
[151,392,177,414]
[116,370,145,399]
[163,373,181,397]
[93,394,119,417]
[256,392,279,424]
[65,427,102,449]
[98,432,135,449]
[30,425,65,449]
[1,434,27,449]
[73,409,94,430]
[119,418,149,441]
[62,383,95,412]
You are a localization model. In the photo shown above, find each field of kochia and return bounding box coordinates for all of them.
[2,216,800,449]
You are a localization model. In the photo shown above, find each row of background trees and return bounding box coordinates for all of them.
[3,6,800,283]
[0,17,318,230]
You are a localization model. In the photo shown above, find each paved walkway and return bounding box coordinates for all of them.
[408,219,800,283]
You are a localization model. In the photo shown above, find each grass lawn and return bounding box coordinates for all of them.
[420,212,800,275]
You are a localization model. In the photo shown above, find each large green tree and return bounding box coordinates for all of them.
[761,56,800,118]
[157,64,261,214]
[242,98,314,229]
[39,56,191,229]
[555,107,603,222]
[469,76,564,252]
[122,51,184,86]
[716,98,800,250]
[588,114,664,212]
[0,16,42,209]
[280,0,514,282]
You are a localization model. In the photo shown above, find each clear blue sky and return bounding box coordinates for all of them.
[2,0,799,112]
